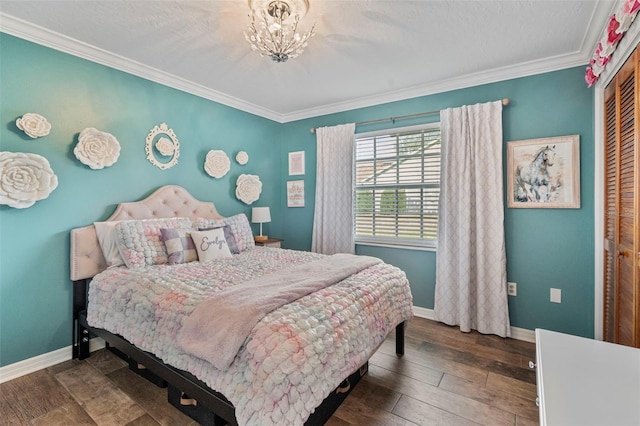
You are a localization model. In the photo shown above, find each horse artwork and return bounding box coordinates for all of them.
[514,145,558,203]
[507,135,581,209]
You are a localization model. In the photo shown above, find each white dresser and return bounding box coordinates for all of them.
[535,329,640,426]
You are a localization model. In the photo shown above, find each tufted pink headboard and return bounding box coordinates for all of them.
[70,185,225,281]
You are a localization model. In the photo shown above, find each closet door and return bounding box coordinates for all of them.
[603,81,617,343]
[603,47,640,347]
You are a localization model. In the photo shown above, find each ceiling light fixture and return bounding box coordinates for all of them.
[244,0,315,63]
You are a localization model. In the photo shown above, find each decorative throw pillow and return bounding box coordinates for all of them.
[197,224,239,254]
[223,213,255,252]
[197,213,255,252]
[190,228,232,262]
[114,217,193,268]
[160,228,198,264]
[94,220,126,268]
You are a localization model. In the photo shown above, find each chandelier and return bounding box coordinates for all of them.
[244,0,315,63]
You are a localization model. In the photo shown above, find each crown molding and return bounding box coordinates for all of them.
[280,51,590,122]
[0,12,283,122]
[0,1,616,125]
[277,0,617,122]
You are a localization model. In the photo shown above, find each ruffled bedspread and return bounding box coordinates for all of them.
[87,248,413,425]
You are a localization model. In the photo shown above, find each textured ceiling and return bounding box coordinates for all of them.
[0,1,615,121]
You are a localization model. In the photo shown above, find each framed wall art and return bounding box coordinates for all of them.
[507,135,580,208]
[287,180,305,207]
[288,151,305,176]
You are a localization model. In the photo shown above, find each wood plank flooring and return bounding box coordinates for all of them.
[1,317,538,425]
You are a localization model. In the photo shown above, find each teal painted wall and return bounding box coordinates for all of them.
[0,34,283,367]
[1,31,595,368]
[280,66,595,338]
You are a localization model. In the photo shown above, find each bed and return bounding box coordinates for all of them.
[70,185,413,425]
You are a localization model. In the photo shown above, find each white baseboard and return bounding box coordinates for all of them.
[510,326,536,343]
[411,306,536,343]
[0,338,105,384]
[412,305,435,320]
[2,306,535,384]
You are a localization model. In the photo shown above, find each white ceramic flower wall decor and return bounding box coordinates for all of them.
[235,174,262,205]
[145,123,180,170]
[16,113,51,138]
[74,128,121,170]
[236,151,249,165]
[155,137,175,156]
[204,150,231,178]
[0,151,59,208]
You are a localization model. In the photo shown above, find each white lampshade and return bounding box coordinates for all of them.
[251,207,271,241]
[251,207,271,224]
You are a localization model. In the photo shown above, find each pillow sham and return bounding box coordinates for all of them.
[160,228,198,264]
[197,213,254,252]
[224,213,255,252]
[190,228,232,262]
[94,220,125,268]
[114,217,193,268]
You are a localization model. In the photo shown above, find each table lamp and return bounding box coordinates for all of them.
[251,207,271,242]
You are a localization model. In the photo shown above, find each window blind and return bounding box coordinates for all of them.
[354,125,441,248]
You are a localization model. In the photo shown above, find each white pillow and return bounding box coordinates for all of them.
[190,228,232,262]
[94,221,125,268]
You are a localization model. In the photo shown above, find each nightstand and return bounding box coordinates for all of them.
[254,238,283,248]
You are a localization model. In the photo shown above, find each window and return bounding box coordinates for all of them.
[354,123,441,249]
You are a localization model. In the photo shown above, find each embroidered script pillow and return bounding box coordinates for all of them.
[196,213,254,252]
[191,228,232,262]
[197,224,239,254]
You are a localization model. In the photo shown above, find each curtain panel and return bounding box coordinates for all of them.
[434,101,510,337]
[312,123,356,255]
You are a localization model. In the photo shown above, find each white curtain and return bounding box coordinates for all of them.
[312,123,356,254]
[434,101,510,337]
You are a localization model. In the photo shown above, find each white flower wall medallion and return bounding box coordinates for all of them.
[0,151,58,208]
[204,150,230,178]
[74,128,121,169]
[155,137,175,156]
[16,113,51,139]
[236,151,249,165]
[145,123,180,169]
[235,174,262,204]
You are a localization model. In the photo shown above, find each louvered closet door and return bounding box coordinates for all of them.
[603,46,640,347]
[603,81,617,343]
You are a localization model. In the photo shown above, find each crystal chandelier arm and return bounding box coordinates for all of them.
[263,10,284,52]
[280,16,300,53]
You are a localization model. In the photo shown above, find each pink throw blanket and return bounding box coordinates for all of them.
[178,253,381,370]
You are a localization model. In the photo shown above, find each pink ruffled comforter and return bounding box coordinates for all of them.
[87,247,413,425]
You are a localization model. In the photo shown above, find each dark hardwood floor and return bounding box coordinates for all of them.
[1,317,538,425]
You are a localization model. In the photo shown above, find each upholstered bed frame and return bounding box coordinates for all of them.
[70,185,405,426]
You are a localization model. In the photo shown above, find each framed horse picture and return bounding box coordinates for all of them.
[507,135,580,208]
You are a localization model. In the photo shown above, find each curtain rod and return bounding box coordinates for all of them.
[310,98,510,134]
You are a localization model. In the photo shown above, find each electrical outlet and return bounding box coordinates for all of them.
[507,282,517,296]
[550,288,562,303]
